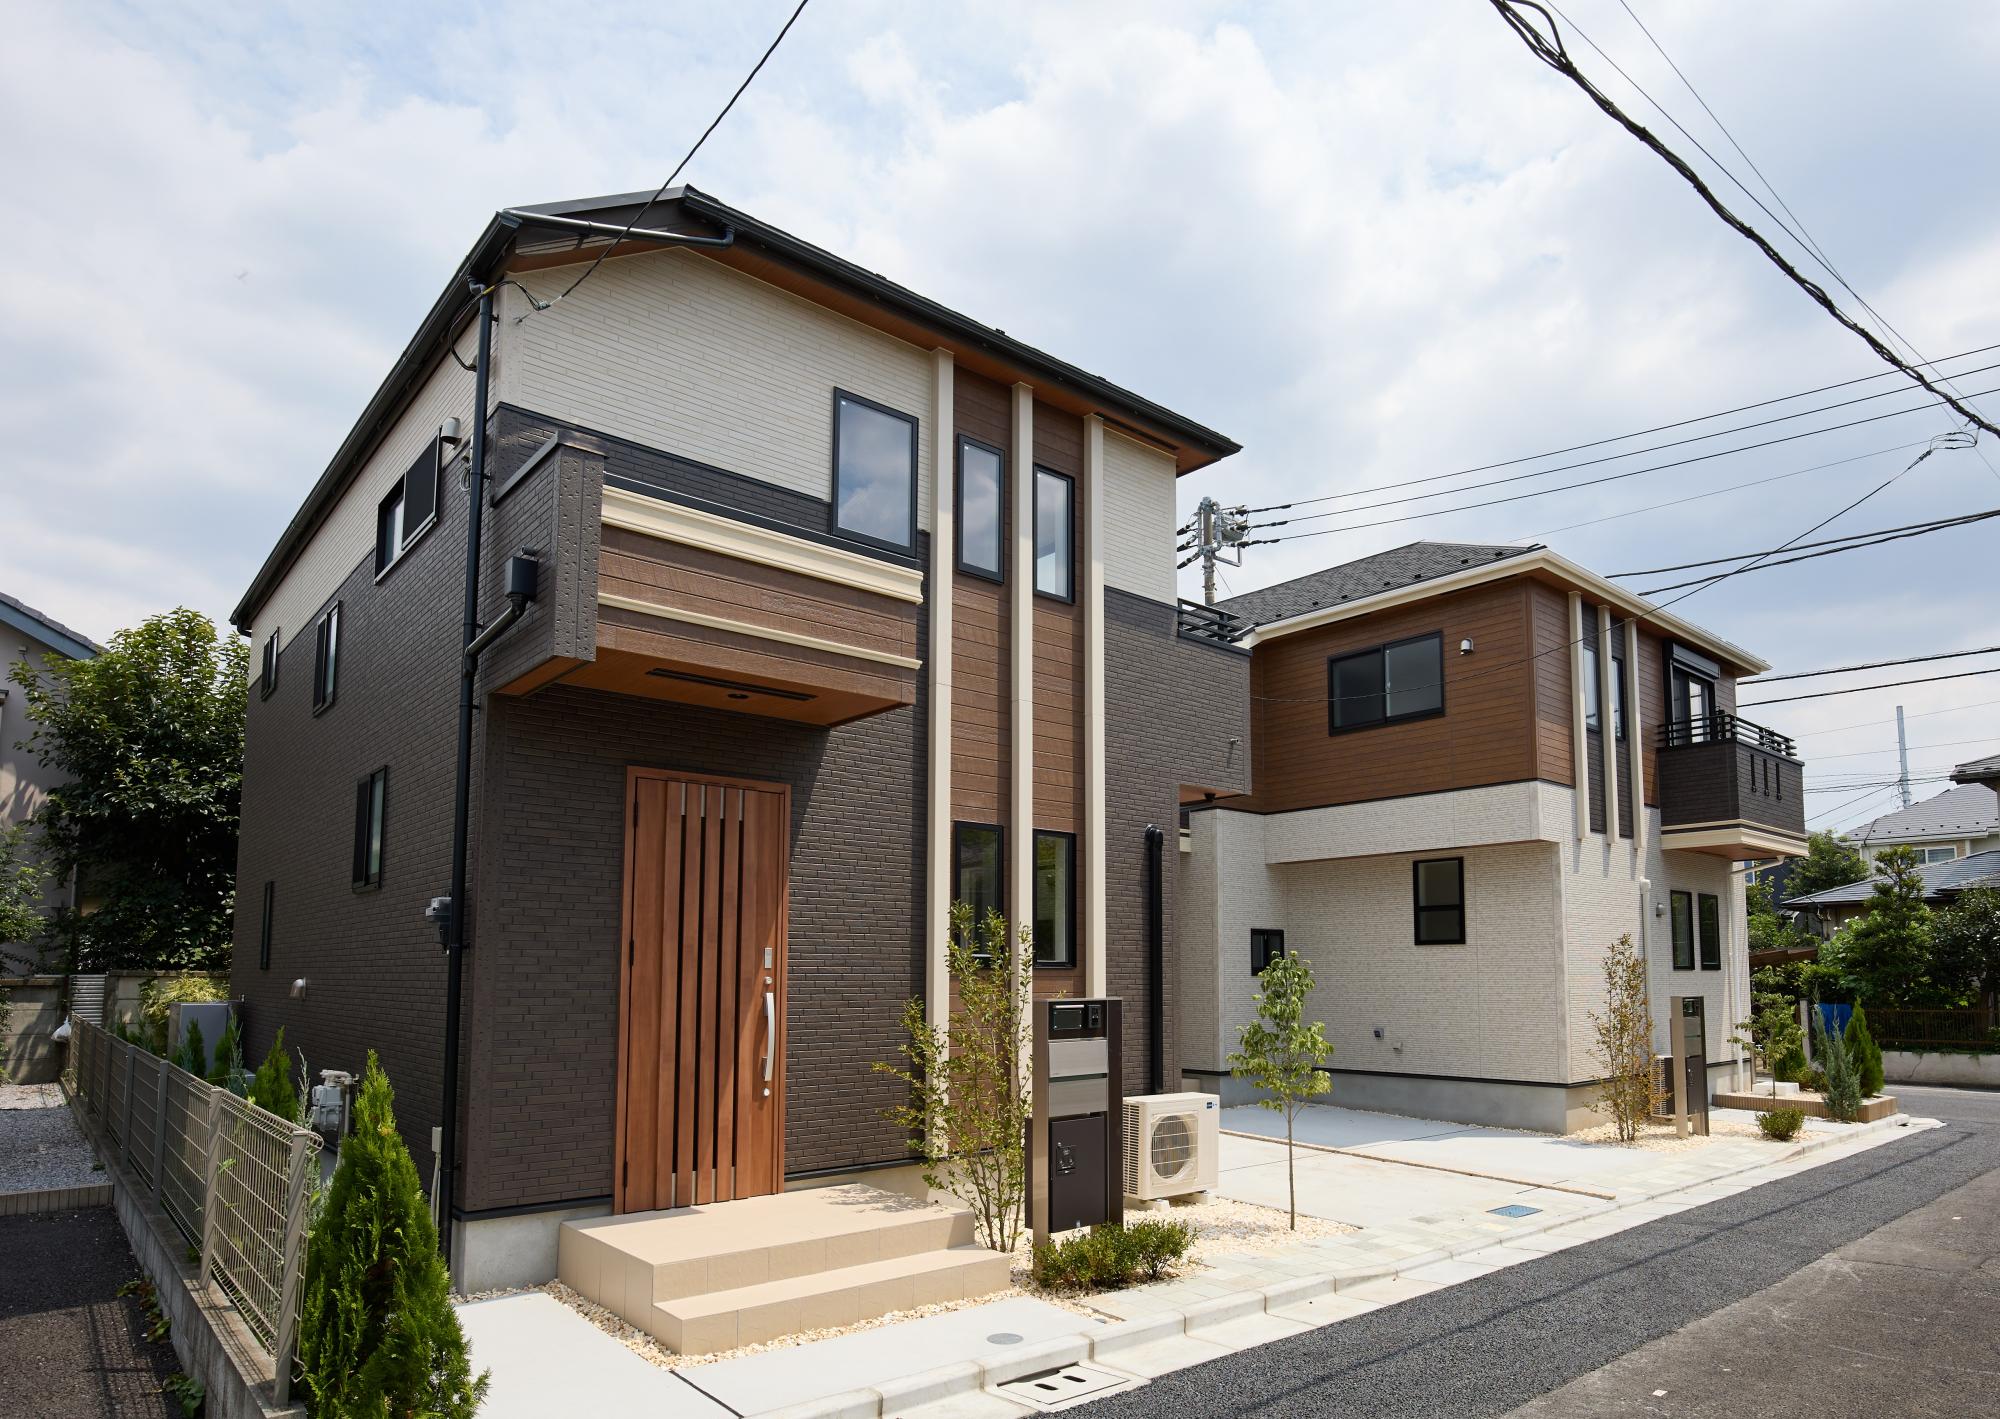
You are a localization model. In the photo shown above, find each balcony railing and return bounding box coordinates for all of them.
[1657,711,1796,758]
[1176,599,1249,647]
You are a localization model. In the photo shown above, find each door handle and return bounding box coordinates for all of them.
[762,989,775,1089]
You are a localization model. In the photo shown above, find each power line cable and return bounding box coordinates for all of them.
[1810,736,1998,762]
[1613,513,2000,578]
[1740,666,2000,708]
[1744,645,2000,686]
[516,0,811,318]
[1634,506,2000,595]
[1486,1,1998,440]
[1794,697,2000,740]
[1807,783,1897,825]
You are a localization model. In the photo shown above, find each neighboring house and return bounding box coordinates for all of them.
[226,188,1249,1288]
[1785,848,2000,937]
[1950,752,2000,790]
[1844,782,2000,866]
[0,590,100,964]
[1177,541,1805,1132]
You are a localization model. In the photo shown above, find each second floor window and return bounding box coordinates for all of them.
[1034,468,1074,600]
[1328,632,1443,733]
[260,629,280,700]
[833,391,917,551]
[312,603,341,714]
[1582,639,1628,739]
[956,436,1005,579]
[353,766,387,889]
[377,437,442,575]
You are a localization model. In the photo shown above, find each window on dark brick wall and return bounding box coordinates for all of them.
[1413,857,1465,944]
[376,437,443,576]
[258,881,275,969]
[1698,892,1722,970]
[352,767,387,889]
[1251,928,1286,974]
[1671,890,1694,970]
[260,628,280,699]
[312,603,341,714]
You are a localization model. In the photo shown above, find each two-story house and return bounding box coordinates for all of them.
[1177,541,1806,1132]
[226,188,1249,1290]
[1843,783,2000,867]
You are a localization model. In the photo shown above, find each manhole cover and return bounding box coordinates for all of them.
[986,1332,1024,1345]
[1489,1204,1542,1218]
[993,1363,1139,1411]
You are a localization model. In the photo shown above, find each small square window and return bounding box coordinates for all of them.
[832,391,917,551]
[1034,467,1073,601]
[258,881,275,971]
[260,629,280,700]
[1251,928,1286,975]
[312,603,341,714]
[1413,857,1465,945]
[353,767,387,889]
[1670,890,1695,970]
[1033,829,1076,968]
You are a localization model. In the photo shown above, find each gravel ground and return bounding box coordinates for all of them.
[0,1083,103,1194]
[0,1209,179,1417]
[1082,1108,1996,1417]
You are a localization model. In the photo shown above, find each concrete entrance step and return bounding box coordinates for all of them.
[654,1244,1013,1354]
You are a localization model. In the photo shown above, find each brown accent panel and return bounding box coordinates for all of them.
[1235,581,1538,814]
[1528,582,1575,787]
[1032,400,1084,476]
[1032,602,1082,833]
[957,370,1013,450]
[951,369,1015,827]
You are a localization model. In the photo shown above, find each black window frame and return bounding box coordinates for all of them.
[1670,890,1695,970]
[1032,828,1077,968]
[1697,892,1722,971]
[375,437,443,579]
[1412,856,1466,945]
[257,880,275,971]
[1032,466,1075,603]
[951,820,1005,949]
[352,766,388,891]
[259,628,280,701]
[312,602,341,715]
[1328,631,1446,735]
[830,388,920,554]
[954,434,1006,582]
[1251,927,1287,975]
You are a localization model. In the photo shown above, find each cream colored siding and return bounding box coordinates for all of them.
[501,249,934,532]
[1640,814,1752,1089]
[1100,429,1177,604]
[250,352,475,663]
[1262,781,1569,865]
[1176,808,1276,1073]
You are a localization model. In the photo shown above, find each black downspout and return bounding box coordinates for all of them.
[437,283,494,1269]
[1144,825,1165,1094]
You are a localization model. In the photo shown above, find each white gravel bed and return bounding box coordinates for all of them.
[0,1083,103,1193]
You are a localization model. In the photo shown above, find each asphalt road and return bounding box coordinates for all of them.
[1082,1086,2000,1419]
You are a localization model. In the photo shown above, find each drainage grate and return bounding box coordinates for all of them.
[994,1363,1139,1411]
[1489,1204,1542,1218]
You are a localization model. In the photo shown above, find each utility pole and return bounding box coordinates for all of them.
[1896,704,1913,809]
[1190,496,1251,605]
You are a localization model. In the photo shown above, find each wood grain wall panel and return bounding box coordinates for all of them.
[1528,583,1575,786]
[951,369,1016,827]
[1235,582,1539,814]
[1031,399,1085,837]
[1634,623,1666,808]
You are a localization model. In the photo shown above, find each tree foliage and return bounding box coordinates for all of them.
[0,825,47,969]
[875,903,1031,1253]
[1732,978,1804,1097]
[1228,950,1331,1228]
[12,609,245,972]
[1930,887,2000,1009]
[1810,1002,1864,1122]
[1842,846,1933,1005]
[249,1027,301,1123]
[1781,832,1870,903]
[298,1053,488,1419]
[1844,1005,1884,1098]
[1589,933,1665,1141]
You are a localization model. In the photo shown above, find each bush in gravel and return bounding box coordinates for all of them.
[1755,1107,1805,1141]
[298,1052,487,1419]
[1031,1218,1195,1293]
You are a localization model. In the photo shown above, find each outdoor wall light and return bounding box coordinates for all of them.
[1459,638,1475,655]
[439,416,463,447]
[291,977,308,1000]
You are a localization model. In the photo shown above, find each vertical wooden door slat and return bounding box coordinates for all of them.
[714,789,742,1202]
[737,789,778,1196]
[674,785,703,1209]
[694,785,725,1205]
[652,782,686,1211]
[621,778,667,1212]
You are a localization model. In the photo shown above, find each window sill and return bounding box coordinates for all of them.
[374,512,440,585]
[1033,587,1076,606]
[1329,706,1447,737]
[956,562,1005,585]
[312,697,336,718]
[351,880,383,895]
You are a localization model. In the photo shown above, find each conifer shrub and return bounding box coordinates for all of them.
[1810,1003,1864,1123]
[1844,1005,1885,1098]
[248,1027,299,1122]
[298,1052,487,1418]
[170,1018,206,1078]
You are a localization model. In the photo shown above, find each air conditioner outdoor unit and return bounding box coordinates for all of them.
[1123,1092,1219,1204]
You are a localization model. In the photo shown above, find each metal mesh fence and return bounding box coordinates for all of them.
[205,1091,314,1354]
[126,1052,162,1190]
[160,1061,212,1248]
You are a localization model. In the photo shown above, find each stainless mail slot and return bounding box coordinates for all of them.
[1048,1038,1108,1081]
[1048,1076,1109,1117]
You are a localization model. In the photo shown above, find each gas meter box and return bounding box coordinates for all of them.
[1029,997,1124,1247]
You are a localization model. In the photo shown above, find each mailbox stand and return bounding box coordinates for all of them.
[1029,998,1123,1249]
[1669,995,1709,1138]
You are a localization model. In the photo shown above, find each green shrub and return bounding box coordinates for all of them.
[298,1052,487,1418]
[1799,1065,1827,1094]
[1769,1043,1807,1084]
[1810,1003,1864,1123]
[1845,1006,1884,1097]
[139,976,228,1056]
[1756,1107,1805,1141]
[170,1018,206,1077]
[248,1028,299,1122]
[1031,1218,1196,1293]
[208,1014,251,1095]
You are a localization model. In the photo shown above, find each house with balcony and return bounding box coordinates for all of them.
[227,187,1250,1294]
[1176,541,1805,1132]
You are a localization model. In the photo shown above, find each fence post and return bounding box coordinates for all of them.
[121,1044,139,1171]
[197,1087,224,1289]
[151,1058,169,1206]
[272,1133,315,1407]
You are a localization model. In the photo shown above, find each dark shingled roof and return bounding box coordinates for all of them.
[1786,848,2000,908]
[1952,752,2000,786]
[0,590,100,660]
[1216,541,1542,628]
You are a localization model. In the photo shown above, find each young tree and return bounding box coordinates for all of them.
[1746,878,1812,958]
[299,1053,487,1418]
[1781,832,1870,902]
[1810,1003,1864,1122]
[248,1027,300,1122]
[875,904,1032,1252]
[1228,951,1331,1229]
[1930,887,2000,1012]
[1731,980,1804,1097]
[0,825,47,973]
[1844,1005,1884,1098]
[12,609,245,972]
[1589,933,1665,1141]
[1843,846,1933,1006]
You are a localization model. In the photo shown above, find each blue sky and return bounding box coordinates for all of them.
[4,0,1996,835]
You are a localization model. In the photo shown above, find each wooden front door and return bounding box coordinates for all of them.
[616,769,789,1212]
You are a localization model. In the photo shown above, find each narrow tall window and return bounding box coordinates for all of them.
[952,822,1004,942]
[1697,892,1722,970]
[1034,468,1074,600]
[353,767,387,889]
[312,603,341,714]
[1670,890,1694,970]
[1033,830,1076,967]
[956,436,1005,580]
[1582,640,1601,733]
[1251,928,1286,975]
[258,881,275,971]
[260,629,280,700]
[1413,857,1465,945]
[1329,633,1444,732]
[1611,645,1627,741]
[832,391,917,550]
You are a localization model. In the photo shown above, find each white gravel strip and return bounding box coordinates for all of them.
[0,1083,104,1193]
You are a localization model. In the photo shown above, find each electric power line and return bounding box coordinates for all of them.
[1613,514,2000,579]
[1809,736,1998,762]
[1793,697,2000,740]
[1744,645,2000,687]
[1741,666,2000,709]
[1634,505,1999,596]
